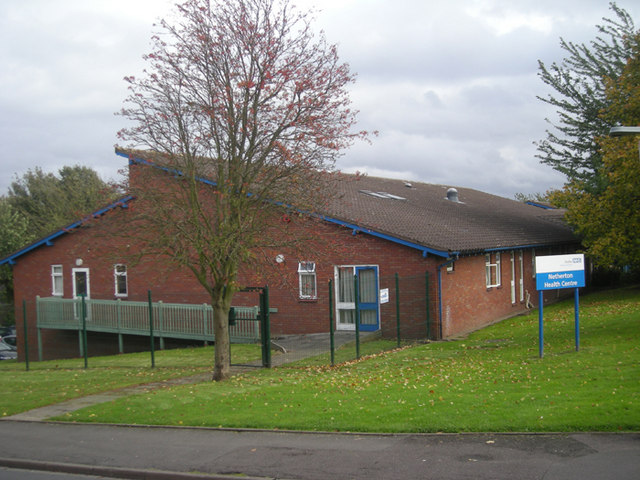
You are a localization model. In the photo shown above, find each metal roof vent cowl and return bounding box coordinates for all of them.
[446,188,460,203]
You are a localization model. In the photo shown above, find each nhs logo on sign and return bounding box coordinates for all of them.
[536,254,586,291]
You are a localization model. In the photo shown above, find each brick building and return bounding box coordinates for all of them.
[1,150,580,360]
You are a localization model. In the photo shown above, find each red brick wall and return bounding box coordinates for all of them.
[11,196,575,360]
[439,253,529,337]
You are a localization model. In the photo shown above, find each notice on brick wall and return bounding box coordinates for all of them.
[379,288,389,304]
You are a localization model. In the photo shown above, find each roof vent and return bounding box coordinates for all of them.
[446,188,460,203]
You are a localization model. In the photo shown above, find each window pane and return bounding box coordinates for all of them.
[53,276,63,295]
[360,310,377,325]
[358,269,376,303]
[115,265,127,296]
[339,309,355,324]
[338,267,354,303]
[75,272,87,297]
[116,275,127,295]
[52,265,63,295]
[300,273,316,298]
[298,261,315,273]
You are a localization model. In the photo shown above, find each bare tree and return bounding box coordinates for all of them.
[117,0,367,380]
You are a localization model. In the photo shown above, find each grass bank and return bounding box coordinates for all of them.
[60,287,640,432]
[0,344,261,417]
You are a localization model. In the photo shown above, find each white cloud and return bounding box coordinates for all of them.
[1,0,638,200]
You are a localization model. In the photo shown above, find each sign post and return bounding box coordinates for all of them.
[535,254,586,358]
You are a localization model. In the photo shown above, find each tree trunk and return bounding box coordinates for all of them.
[211,301,231,381]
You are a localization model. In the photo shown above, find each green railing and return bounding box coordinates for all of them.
[36,296,260,360]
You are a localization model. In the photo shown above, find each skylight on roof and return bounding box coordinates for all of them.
[359,190,406,201]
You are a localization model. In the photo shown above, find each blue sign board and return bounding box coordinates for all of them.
[535,254,585,357]
[535,254,585,291]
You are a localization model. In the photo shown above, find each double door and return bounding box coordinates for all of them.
[335,265,379,332]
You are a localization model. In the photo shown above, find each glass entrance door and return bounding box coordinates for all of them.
[356,266,379,332]
[335,265,379,331]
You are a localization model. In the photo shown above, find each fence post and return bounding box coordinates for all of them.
[36,296,43,361]
[157,301,165,351]
[117,299,124,354]
[425,271,431,339]
[260,286,271,368]
[329,279,335,366]
[395,273,401,347]
[148,290,155,368]
[22,300,29,371]
[203,303,209,346]
[354,274,360,360]
[81,295,88,369]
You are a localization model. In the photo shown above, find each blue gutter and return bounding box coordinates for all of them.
[115,150,218,187]
[526,201,554,210]
[320,216,450,259]
[0,196,134,266]
[483,243,572,253]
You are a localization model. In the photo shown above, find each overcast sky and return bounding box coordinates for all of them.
[1,0,639,199]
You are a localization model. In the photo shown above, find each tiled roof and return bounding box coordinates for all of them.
[2,148,575,266]
[324,175,577,256]
[118,149,578,257]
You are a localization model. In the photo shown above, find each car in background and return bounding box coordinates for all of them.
[0,325,15,335]
[0,342,16,360]
[0,335,16,349]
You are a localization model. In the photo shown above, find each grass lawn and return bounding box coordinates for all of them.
[0,344,261,417]
[58,286,640,432]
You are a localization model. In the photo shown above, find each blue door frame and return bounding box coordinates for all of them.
[356,266,380,332]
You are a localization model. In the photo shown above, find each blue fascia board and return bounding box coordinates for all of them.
[482,243,572,254]
[526,201,555,210]
[0,196,134,266]
[320,215,450,258]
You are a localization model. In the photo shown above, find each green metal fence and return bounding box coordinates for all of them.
[36,295,260,361]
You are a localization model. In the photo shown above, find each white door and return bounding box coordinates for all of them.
[72,268,90,299]
[72,268,90,320]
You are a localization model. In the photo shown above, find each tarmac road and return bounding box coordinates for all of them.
[0,421,638,480]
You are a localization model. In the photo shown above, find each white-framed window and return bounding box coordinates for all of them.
[51,265,63,296]
[114,264,128,297]
[485,252,501,288]
[531,249,537,278]
[298,261,317,299]
[519,251,524,302]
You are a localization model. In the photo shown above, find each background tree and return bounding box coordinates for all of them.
[0,199,31,322]
[7,165,117,238]
[118,0,366,380]
[1,165,116,324]
[536,2,638,193]
[550,31,640,272]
